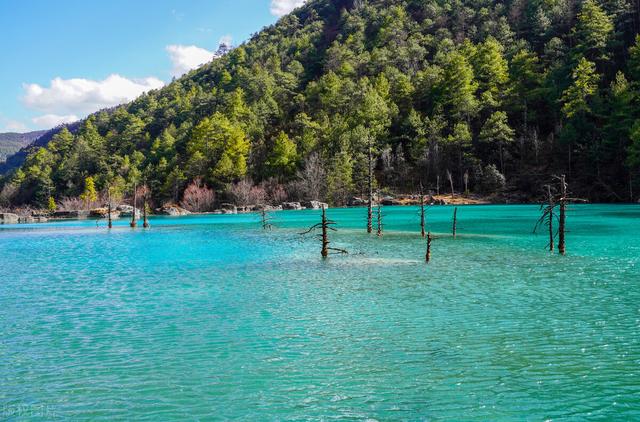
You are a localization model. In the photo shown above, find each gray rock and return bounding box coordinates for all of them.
[155,205,191,216]
[237,206,253,213]
[303,200,329,210]
[381,196,402,206]
[117,205,141,219]
[90,208,121,219]
[253,204,282,212]
[0,213,19,224]
[220,203,237,214]
[17,216,48,223]
[282,202,302,210]
[349,197,366,206]
[52,210,90,219]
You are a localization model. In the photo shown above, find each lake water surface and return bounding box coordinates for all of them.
[1,204,639,420]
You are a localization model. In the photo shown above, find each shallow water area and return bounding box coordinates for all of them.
[1,204,639,420]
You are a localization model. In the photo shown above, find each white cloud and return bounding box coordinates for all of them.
[31,114,78,128]
[22,74,164,116]
[219,35,233,47]
[1,119,29,133]
[270,0,306,16]
[166,44,215,77]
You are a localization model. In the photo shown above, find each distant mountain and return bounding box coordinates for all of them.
[0,122,82,174]
[0,130,47,162]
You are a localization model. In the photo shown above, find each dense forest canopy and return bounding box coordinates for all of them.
[2,0,640,208]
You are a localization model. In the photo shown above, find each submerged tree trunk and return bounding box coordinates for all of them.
[130,182,138,228]
[367,144,373,234]
[420,194,426,238]
[452,207,458,239]
[426,232,432,263]
[558,175,567,255]
[321,206,328,258]
[143,195,150,228]
[107,187,113,229]
[377,201,383,237]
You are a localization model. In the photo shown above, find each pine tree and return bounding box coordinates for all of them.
[572,0,614,62]
[79,176,98,209]
[479,111,515,175]
[561,58,600,119]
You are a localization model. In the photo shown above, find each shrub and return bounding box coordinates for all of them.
[229,178,266,206]
[180,178,215,212]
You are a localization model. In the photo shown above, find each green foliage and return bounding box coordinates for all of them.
[572,0,614,62]
[561,58,600,119]
[266,131,298,177]
[47,196,56,212]
[79,176,98,206]
[7,0,640,205]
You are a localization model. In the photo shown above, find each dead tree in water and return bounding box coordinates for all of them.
[534,175,586,255]
[534,185,555,251]
[260,208,273,230]
[142,198,150,229]
[558,175,567,255]
[420,194,426,238]
[107,186,113,229]
[425,232,443,263]
[376,198,383,237]
[300,206,348,258]
[130,182,138,228]
[367,142,374,234]
[452,207,458,238]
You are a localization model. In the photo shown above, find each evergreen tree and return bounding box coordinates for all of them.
[479,111,515,174]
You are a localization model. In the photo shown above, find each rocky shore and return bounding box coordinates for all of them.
[1,195,503,225]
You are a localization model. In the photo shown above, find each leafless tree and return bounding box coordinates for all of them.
[230,178,266,206]
[181,178,215,212]
[296,152,326,200]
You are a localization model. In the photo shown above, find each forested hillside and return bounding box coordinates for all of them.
[2,0,640,208]
[0,130,46,163]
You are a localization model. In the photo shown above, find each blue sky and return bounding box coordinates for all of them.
[0,0,305,132]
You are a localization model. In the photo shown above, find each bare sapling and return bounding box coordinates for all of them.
[367,142,373,234]
[143,194,150,229]
[376,196,383,237]
[260,208,273,230]
[533,175,586,255]
[107,186,113,229]
[130,182,138,228]
[452,207,458,238]
[300,205,348,258]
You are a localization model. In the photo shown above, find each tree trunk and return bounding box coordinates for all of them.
[426,232,432,263]
[130,182,138,228]
[367,144,373,234]
[558,175,567,255]
[321,206,328,258]
[107,188,113,229]
[452,207,458,239]
[420,195,426,238]
[143,195,150,228]
[377,202,383,237]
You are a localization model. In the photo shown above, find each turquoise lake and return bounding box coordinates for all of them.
[1,204,639,420]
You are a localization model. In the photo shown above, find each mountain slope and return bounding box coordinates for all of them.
[0,130,47,163]
[0,123,82,175]
[3,0,640,207]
